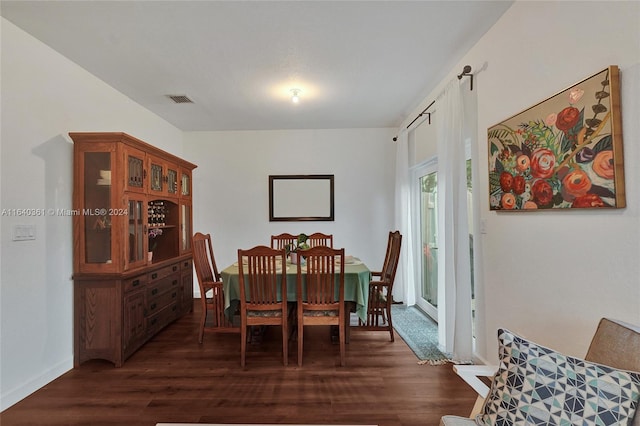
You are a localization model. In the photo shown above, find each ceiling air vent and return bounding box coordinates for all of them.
[166,94,194,104]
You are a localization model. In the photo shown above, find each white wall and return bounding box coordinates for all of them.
[183,128,397,287]
[0,19,184,410]
[404,1,640,363]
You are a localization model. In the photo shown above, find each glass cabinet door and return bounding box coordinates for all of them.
[148,156,179,198]
[167,166,178,197]
[148,155,165,195]
[180,203,191,254]
[148,156,178,197]
[125,147,146,194]
[83,151,113,266]
[180,169,191,199]
[126,196,147,269]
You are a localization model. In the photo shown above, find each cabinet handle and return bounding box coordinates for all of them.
[143,169,147,179]
[151,273,158,279]
[132,279,140,287]
[172,279,178,286]
[172,266,178,272]
[172,305,177,312]
[151,318,157,325]
[150,303,157,310]
[151,288,158,296]
[171,292,177,298]
[183,262,189,267]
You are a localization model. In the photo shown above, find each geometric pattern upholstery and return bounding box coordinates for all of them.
[476,328,640,426]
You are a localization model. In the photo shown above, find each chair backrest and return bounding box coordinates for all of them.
[585,318,640,373]
[584,318,640,426]
[270,233,297,250]
[192,232,221,286]
[297,246,345,309]
[307,232,334,248]
[238,245,287,309]
[381,231,402,287]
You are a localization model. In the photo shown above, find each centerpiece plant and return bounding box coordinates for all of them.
[146,227,163,262]
[287,233,309,264]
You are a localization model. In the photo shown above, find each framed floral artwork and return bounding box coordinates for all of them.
[488,66,625,211]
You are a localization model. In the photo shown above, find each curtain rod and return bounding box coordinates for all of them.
[392,65,473,142]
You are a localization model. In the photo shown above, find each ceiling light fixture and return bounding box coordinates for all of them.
[290,88,301,104]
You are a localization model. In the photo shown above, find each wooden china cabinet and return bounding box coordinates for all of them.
[70,132,197,367]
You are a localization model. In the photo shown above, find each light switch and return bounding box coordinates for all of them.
[480,219,487,235]
[12,225,36,241]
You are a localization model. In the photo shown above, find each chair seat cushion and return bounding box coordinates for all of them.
[247,310,283,317]
[477,328,640,426]
[303,310,338,317]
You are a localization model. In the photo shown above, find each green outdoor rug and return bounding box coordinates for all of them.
[391,305,451,365]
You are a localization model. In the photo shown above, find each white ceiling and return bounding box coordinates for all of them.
[1,1,512,131]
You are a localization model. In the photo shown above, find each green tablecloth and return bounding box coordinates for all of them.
[221,260,371,322]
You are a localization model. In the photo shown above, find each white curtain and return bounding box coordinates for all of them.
[435,79,473,363]
[393,130,416,306]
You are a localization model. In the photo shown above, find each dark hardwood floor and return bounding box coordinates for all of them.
[1,304,476,426]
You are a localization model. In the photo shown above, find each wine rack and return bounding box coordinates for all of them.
[148,200,167,227]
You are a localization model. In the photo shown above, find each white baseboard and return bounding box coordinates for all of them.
[0,356,72,411]
[472,351,491,366]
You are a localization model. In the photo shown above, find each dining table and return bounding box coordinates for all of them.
[220,256,371,336]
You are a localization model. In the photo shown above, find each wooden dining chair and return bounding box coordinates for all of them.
[270,233,298,251]
[192,232,239,343]
[306,232,333,248]
[237,245,289,367]
[359,231,402,342]
[296,246,346,366]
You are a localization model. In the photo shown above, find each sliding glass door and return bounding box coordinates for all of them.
[412,160,438,319]
[466,157,476,338]
[412,157,475,326]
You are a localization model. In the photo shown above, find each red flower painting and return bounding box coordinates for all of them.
[488,67,625,210]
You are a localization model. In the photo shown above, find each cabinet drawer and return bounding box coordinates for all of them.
[147,273,180,299]
[147,287,179,315]
[148,263,180,282]
[124,274,147,293]
[146,302,179,336]
[181,258,193,271]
